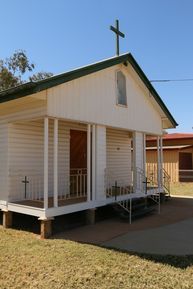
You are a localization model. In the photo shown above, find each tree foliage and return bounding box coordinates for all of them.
[29,72,53,82]
[0,50,53,91]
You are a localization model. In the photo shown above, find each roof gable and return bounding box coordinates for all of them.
[0,53,177,128]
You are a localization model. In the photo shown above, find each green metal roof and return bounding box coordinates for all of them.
[0,53,178,127]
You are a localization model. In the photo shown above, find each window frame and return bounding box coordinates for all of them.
[115,70,127,107]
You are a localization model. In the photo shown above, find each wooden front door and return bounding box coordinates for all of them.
[70,130,87,169]
[70,130,87,196]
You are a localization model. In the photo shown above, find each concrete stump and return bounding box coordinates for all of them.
[3,211,12,228]
[40,218,53,239]
[86,208,96,225]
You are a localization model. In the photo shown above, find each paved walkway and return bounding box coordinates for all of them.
[103,218,193,255]
[54,197,193,255]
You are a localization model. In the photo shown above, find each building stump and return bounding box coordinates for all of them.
[3,211,13,228]
[40,218,53,239]
[86,208,96,225]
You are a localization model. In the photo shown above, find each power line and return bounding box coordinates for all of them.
[150,78,193,83]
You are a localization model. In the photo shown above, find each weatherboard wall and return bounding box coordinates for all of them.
[47,64,162,135]
[7,119,88,201]
[146,150,179,183]
[146,147,193,183]
[6,116,109,203]
[95,125,106,201]
[0,95,46,201]
[0,122,9,201]
[106,128,132,187]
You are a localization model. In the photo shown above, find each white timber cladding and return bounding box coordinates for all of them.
[95,125,106,201]
[8,120,44,201]
[0,95,46,201]
[7,118,90,201]
[47,64,162,135]
[133,132,144,170]
[106,128,132,187]
[0,123,9,201]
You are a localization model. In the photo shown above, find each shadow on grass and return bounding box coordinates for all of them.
[103,245,193,269]
[136,252,193,269]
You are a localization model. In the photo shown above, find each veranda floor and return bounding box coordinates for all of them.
[15,196,87,208]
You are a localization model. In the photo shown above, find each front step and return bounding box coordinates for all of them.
[110,197,157,222]
[148,191,170,204]
[120,205,156,220]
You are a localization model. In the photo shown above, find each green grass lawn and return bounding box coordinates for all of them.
[0,227,193,289]
[171,182,193,197]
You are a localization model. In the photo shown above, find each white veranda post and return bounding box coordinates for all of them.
[157,136,163,188]
[44,117,49,209]
[143,133,146,175]
[160,136,163,187]
[92,125,96,201]
[87,124,91,202]
[132,132,137,192]
[54,118,58,207]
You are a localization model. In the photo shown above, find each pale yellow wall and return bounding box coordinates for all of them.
[146,150,179,183]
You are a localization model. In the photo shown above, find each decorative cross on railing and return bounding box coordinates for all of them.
[143,177,150,195]
[112,181,119,201]
[22,176,29,199]
[110,19,125,56]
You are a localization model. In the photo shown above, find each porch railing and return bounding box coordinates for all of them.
[9,168,87,203]
[162,168,171,195]
[105,166,161,199]
[135,167,146,193]
[69,168,87,198]
[9,175,44,201]
[105,168,134,198]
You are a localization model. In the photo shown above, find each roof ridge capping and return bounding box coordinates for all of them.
[0,53,130,100]
[36,52,130,84]
[0,52,178,128]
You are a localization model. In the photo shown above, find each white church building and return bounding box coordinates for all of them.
[0,53,177,237]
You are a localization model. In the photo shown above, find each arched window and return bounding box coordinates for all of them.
[116,70,127,106]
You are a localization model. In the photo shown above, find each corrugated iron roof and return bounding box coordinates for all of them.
[147,133,193,141]
[163,133,193,139]
[146,144,193,150]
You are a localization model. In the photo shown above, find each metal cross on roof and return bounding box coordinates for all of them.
[110,19,125,56]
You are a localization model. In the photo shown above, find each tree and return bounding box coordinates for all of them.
[29,71,53,82]
[0,50,53,91]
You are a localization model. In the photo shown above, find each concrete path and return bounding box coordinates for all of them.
[103,217,193,256]
[54,197,193,255]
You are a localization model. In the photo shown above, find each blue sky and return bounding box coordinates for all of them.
[0,0,193,132]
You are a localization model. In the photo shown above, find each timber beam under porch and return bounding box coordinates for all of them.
[1,208,96,239]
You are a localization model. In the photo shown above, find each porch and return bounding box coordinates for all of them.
[5,117,165,219]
